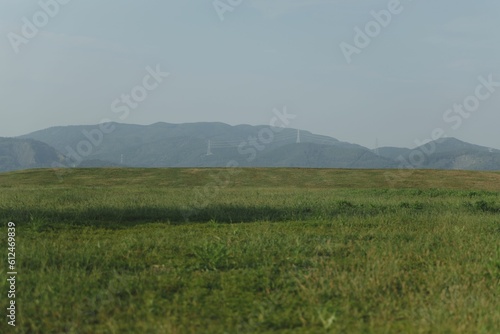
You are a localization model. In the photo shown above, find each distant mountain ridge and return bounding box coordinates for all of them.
[377,137,500,171]
[18,122,395,169]
[0,122,496,172]
[0,137,65,172]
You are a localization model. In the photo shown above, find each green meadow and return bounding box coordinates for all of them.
[0,168,499,333]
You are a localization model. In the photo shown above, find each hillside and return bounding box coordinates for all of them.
[378,138,500,170]
[254,142,395,168]
[0,137,65,172]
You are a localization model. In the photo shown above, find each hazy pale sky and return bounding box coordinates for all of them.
[1,0,499,149]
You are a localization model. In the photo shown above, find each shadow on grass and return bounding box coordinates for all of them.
[5,199,493,230]
[1,205,319,230]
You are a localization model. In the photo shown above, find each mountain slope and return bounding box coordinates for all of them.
[253,143,396,168]
[0,137,65,172]
[381,138,500,170]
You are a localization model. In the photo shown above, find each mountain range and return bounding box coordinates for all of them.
[0,122,498,172]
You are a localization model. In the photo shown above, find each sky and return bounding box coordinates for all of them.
[0,0,499,149]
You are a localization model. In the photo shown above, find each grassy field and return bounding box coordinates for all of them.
[0,168,499,333]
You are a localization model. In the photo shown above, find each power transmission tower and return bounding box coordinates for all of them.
[206,140,213,156]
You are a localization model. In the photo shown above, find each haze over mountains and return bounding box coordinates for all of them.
[0,122,499,172]
[0,137,65,172]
